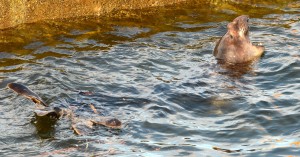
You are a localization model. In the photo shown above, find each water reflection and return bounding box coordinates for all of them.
[0,0,300,156]
[216,61,256,78]
[32,115,58,139]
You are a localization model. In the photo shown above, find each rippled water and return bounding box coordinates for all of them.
[0,1,300,156]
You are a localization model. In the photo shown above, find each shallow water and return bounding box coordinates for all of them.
[0,0,300,156]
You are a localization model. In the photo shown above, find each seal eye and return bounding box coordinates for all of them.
[247,18,249,22]
[230,35,233,39]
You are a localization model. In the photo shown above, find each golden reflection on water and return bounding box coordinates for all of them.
[0,0,296,67]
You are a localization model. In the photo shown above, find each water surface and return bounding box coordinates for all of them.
[0,1,300,156]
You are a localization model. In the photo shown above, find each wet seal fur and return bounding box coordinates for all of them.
[7,83,48,107]
[7,82,122,135]
[213,15,264,64]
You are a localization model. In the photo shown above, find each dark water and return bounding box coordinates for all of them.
[0,1,300,156]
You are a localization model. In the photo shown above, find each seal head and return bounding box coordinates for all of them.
[213,15,264,64]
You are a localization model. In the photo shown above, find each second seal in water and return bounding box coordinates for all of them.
[213,15,264,64]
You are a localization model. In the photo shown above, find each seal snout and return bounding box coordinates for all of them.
[236,15,250,36]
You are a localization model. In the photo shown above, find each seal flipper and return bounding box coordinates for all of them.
[31,97,48,107]
[7,82,48,107]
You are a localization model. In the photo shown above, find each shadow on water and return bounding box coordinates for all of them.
[0,0,300,156]
[32,115,58,139]
[216,60,256,78]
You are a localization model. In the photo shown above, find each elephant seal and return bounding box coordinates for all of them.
[7,82,122,135]
[213,15,264,64]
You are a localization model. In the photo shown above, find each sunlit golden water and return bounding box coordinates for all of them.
[0,0,300,156]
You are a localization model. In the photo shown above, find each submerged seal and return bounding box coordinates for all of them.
[213,15,264,64]
[7,82,122,135]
